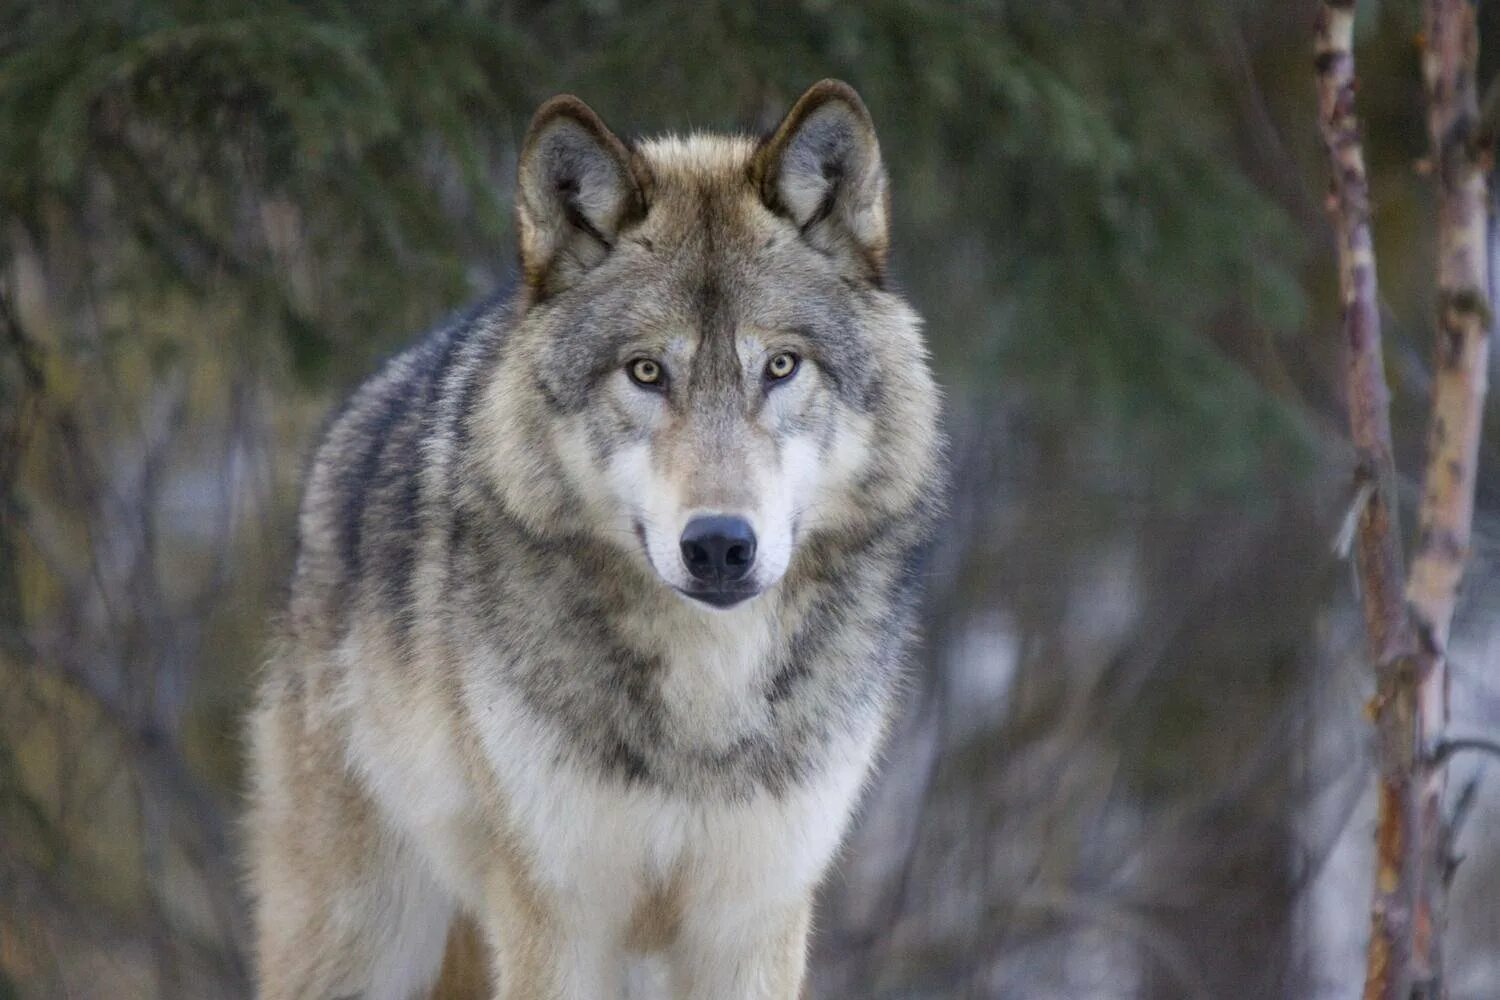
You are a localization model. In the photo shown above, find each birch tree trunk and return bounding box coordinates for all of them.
[1317,3,1492,997]
[1313,8,1420,995]
[1402,2,1492,996]
[1314,3,1408,666]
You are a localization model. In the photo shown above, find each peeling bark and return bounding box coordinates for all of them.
[1403,2,1492,997]
[1313,7,1422,998]
[1313,1,1409,665]
[1318,3,1492,997]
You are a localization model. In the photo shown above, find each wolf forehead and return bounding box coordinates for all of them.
[633,133,771,232]
[526,132,893,408]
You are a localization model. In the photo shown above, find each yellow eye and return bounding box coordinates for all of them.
[765,352,799,381]
[629,358,663,387]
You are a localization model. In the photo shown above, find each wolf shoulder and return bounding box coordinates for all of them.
[283,293,517,653]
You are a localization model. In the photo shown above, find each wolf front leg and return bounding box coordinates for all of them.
[480,867,626,1000]
[247,686,457,1000]
[481,925,624,1000]
[667,901,812,1000]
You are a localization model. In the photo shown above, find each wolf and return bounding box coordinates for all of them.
[246,79,944,1000]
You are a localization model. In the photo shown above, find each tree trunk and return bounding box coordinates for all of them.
[1317,3,1492,997]
[1313,7,1420,995]
[1403,3,1492,996]
[1314,3,1488,995]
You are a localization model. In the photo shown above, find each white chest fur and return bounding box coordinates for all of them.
[474,683,877,932]
[466,597,879,937]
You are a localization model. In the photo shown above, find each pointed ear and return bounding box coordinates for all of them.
[751,80,890,282]
[516,95,650,297]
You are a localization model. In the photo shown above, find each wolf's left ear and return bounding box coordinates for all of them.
[517,96,650,297]
[752,80,889,282]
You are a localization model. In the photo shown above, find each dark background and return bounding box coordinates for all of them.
[2,2,1498,997]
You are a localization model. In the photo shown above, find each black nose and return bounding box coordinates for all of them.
[680,516,757,583]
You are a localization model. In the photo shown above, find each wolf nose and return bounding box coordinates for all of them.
[680,516,757,584]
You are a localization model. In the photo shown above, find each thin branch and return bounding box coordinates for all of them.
[1442,772,1483,890]
[1431,736,1500,765]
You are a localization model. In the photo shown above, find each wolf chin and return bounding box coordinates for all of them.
[247,80,944,999]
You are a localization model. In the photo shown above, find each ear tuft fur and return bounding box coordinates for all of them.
[516,96,650,298]
[752,80,889,281]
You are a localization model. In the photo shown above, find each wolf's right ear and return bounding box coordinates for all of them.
[516,96,649,298]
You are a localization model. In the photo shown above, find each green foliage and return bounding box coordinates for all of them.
[1,0,539,380]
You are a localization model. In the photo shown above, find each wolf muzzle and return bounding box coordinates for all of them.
[679,515,758,607]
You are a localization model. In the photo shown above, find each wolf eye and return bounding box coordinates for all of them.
[765,352,799,382]
[628,358,664,387]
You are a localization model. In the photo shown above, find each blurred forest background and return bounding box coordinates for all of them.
[1,1,1498,997]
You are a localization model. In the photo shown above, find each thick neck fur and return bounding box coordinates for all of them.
[443,472,910,802]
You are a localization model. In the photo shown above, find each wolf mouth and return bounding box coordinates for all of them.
[674,584,762,609]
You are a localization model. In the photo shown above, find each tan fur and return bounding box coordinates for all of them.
[624,871,685,955]
[430,918,489,998]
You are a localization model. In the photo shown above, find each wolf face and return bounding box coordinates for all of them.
[481,82,937,610]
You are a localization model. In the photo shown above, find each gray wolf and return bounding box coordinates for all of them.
[246,79,943,999]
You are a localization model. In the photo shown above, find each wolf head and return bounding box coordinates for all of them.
[479,81,940,611]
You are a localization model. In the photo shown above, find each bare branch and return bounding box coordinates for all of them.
[1431,736,1500,765]
[1442,772,1483,890]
